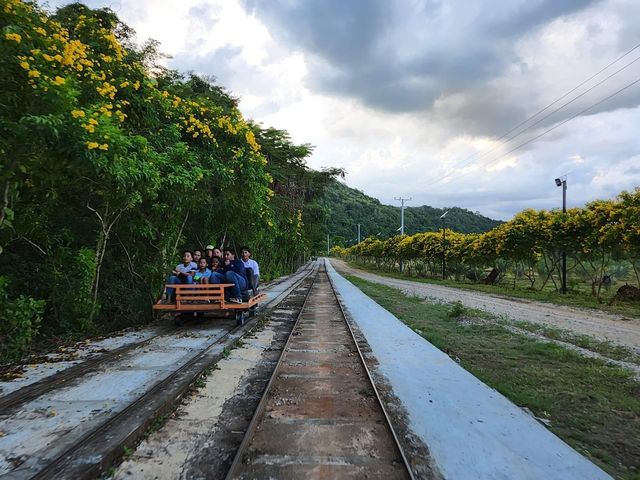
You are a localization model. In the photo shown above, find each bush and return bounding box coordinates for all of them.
[448,301,466,318]
[0,276,45,363]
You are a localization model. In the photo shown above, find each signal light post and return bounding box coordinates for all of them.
[555,176,567,294]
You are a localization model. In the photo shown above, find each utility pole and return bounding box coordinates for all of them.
[395,197,411,273]
[357,224,361,244]
[327,233,330,256]
[394,197,411,235]
[440,211,449,280]
[562,180,567,295]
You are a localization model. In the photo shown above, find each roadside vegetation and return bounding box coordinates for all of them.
[347,276,640,479]
[0,1,340,363]
[332,193,640,317]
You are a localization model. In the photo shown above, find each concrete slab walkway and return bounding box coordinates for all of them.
[326,259,611,480]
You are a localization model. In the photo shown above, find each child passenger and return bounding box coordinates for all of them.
[193,257,212,284]
[166,250,197,302]
[209,256,225,283]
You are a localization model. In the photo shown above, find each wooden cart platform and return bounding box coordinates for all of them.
[153,283,266,325]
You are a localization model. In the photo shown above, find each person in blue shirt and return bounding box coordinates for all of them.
[166,250,197,302]
[193,257,212,284]
[219,247,247,303]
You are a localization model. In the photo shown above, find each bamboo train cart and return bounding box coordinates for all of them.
[153,281,266,326]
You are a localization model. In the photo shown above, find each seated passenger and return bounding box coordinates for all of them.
[211,247,247,304]
[204,244,215,267]
[193,249,203,265]
[193,257,212,284]
[166,250,197,302]
[209,256,226,284]
[241,246,260,293]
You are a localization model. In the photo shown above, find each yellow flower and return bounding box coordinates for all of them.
[19,61,29,70]
[71,110,85,118]
[119,81,129,88]
[132,80,140,90]
[98,143,109,151]
[5,33,21,43]
[34,27,46,36]
[28,70,40,78]
[161,90,169,98]
[88,118,98,125]
[86,141,100,150]
[52,76,65,86]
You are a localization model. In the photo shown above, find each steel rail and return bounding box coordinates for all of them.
[324,259,417,480]
[0,325,176,415]
[224,263,320,480]
[27,263,319,480]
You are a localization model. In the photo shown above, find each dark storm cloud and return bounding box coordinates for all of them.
[240,0,599,118]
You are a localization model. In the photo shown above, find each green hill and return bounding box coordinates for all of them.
[320,180,501,246]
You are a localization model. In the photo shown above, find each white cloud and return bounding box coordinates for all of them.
[45,0,640,221]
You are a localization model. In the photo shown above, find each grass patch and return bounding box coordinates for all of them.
[508,320,640,365]
[345,260,640,319]
[347,275,640,479]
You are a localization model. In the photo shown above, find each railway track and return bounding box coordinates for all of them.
[0,263,318,479]
[226,261,415,479]
[0,325,177,415]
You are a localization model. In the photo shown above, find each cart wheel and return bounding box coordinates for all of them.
[248,306,256,318]
[235,310,246,326]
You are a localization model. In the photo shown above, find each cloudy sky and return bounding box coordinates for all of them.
[47,0,640,219]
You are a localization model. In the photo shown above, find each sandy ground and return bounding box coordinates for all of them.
[330,259,640,355]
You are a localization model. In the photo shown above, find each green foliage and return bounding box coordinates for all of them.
[0,1,339,361]
[0,276,45,361]
[340,188,640,298]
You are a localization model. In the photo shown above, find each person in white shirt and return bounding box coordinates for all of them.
[240,246,260,294]
[165,250,197,302]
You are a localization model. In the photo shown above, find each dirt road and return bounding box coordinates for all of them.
[331,259,640,354]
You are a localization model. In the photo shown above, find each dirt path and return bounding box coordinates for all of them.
[331,259,640,354]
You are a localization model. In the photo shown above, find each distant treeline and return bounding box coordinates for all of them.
[0,1,340,361]
[320,180,501,248]
[333,188,640,295]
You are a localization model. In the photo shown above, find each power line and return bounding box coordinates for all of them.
[426,41,640,187]
[472,75,640,170]
[491,41,640,144]
[473,55,640,162]
[434,53,640,184]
